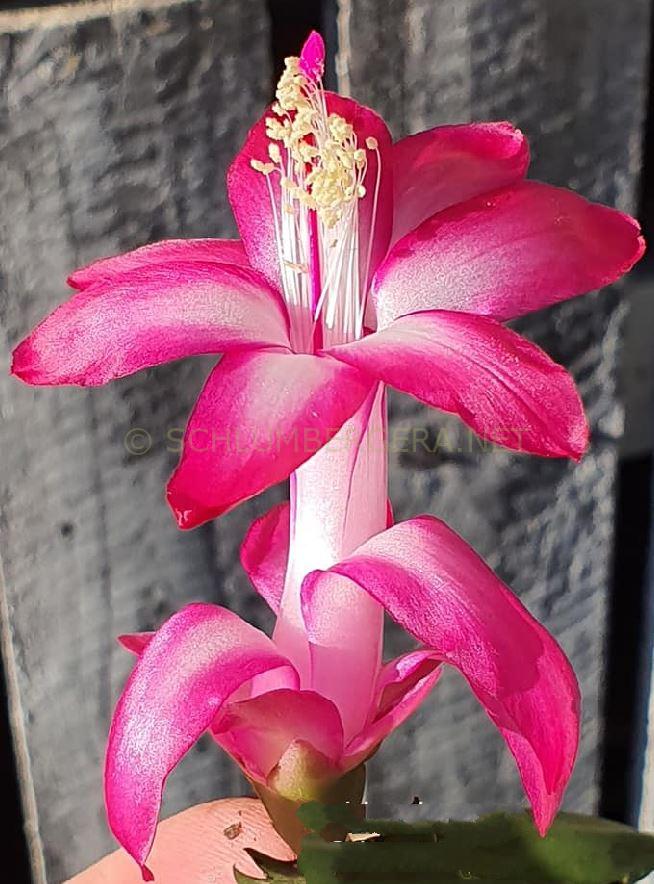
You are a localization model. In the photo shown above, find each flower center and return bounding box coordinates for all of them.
[250,55,381,350]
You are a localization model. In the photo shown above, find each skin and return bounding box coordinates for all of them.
[66,799,295,884]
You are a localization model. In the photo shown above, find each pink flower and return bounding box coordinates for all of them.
[10,31,643,530]
[108,510,579,879]
[9,31,638,880]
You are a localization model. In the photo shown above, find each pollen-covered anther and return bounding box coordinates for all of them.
[267,143,282,164]
[249,159,275,175]
[275,56,310,113]
[328,113,354,142]
[266,117,288,142]
[250,53,378,228]
[298,142,319,163]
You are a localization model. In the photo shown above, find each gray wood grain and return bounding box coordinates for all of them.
[337,0,651,821]
[0,1,276,880]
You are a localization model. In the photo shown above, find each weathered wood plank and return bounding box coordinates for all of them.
[0,1,275,880]
[338,0,650,820]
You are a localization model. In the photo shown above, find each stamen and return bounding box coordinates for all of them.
[249,52,382,348]
[250,159,275,175]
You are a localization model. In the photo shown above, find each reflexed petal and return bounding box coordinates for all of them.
[227,94,392,293]
[12,263,290,386]
[240,502,290,614]
[213,689,344,782]
[374,180,645,326]
[325,310,588,460]
[105,603,296,877]
[68,238,249,289]
[302,516,580,835]
[392,122,529,244]
[167,350,373,529]
[345,650,441,767]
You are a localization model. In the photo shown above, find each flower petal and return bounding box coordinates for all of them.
[392,122,529,244]
[167,350,373,529]
[105,603,296,877]
[240,502,290,614]
[344,650,441,768]
[212,689,344,782]
[12,262,290,386]
[373,180,645,326]
[326,310,588,459]
[227,94,392,293]
[68,238,249,290]
[118,632,153,655]
[302,516,580,835]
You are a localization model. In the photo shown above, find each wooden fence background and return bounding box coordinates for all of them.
[0,0,651,880]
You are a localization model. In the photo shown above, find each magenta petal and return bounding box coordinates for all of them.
[374,651,442,721]
[345,650,441,768]
[12,262,290,387]
[117,632,153,656]
[227,115,284,293]
[105,603,296,875]
[228,93,392,293]
[213,689,343,782]
[392,122,529,245]
[167,350,373,529]
[240,501,290,614]
[373,180,645,326]
[302,516,580,834]
[68,238,249,289]
[299,31,325,80]
[326,310,588,459]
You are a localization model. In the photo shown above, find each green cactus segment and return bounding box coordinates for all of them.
[237,808,654,883]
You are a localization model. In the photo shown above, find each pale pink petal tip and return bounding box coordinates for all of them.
[300,31,326,80]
